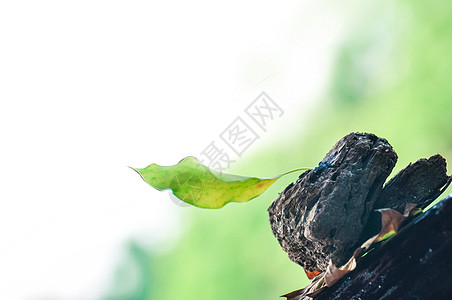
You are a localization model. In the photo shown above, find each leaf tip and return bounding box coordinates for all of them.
[128,166,146,180]
[128,165,139,172]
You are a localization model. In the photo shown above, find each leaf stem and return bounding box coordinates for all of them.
[274,167,312,178]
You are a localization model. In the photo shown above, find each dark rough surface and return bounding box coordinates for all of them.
[375,154,451,212]
[316,193,452,300]
[357,154,451,246]
[268,133,398,271]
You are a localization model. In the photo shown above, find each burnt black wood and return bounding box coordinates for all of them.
[375,154,451,212]
[268,132,451,274]
[268,133,398,271]
[316,193,452,300]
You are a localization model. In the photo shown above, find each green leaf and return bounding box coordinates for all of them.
[131,156,309,209]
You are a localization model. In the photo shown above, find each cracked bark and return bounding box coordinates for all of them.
[316,193,452,299]
[268,132,451,298]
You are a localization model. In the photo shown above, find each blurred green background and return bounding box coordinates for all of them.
[103,1,452,299]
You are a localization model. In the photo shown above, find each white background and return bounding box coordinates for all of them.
[0,1,346,299]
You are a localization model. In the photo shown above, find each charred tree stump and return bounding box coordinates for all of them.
[268,132,451,299]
